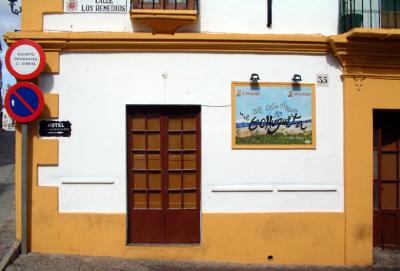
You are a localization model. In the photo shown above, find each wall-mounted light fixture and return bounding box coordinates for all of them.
[291,74,302,84]
[250,73,260,83]
[8,0,21,15]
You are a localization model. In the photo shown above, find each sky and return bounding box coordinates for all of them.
[0,0,21,98]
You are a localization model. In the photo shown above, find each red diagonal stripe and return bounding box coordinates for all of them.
[12,91,35,113]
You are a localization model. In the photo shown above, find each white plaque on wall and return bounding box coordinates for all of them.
[64,0,128,13]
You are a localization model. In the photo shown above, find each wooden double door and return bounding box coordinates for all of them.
[373,110,400,249]
[127,106,201,244]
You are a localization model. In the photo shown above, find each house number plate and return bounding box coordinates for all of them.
[316,74,329,87]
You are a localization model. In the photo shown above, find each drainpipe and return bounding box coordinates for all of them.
[267,0,272,28]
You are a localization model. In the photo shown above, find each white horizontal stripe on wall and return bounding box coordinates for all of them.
[276,185,337,192]
[61,178,115,185]
[211,185,274,192]
[211,184,337,192]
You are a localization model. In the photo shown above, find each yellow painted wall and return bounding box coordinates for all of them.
[21,0,62,31]
[30,212,344,265]
[344,76,400,265]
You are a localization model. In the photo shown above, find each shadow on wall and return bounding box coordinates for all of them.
[0,130,15,167]
[39,74,55,94]
[326,54,342,71]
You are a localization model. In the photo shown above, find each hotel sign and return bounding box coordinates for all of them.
[39,121,72,137]
[64,0,128,13]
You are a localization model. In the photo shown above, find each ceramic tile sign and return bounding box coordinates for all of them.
[5,39,46,80]
[64,0,128,13]
[231,82,316,149]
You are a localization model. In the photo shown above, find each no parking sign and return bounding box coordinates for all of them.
[4,82,44,123]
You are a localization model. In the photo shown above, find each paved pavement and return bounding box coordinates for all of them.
[4,253,400,271]
[0,130,15,167]
[0,130,15,263]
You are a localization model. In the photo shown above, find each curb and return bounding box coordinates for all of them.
[0,241,21,271]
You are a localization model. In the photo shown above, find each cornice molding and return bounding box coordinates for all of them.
[329,28,400,76]
[5,29,400,78]
[4,32,329,55]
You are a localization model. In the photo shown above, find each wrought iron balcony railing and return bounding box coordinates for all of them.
[131,0,198,10]
[130,0,199,34]
[340,0,400,33]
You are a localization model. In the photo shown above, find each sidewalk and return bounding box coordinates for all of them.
[0,165,15,264]
[6,253,400,271]
[0,130,15,263]
[4,252,400,271]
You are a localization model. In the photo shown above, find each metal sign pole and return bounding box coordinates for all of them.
[21,123,28,254]
[4,39,46,255]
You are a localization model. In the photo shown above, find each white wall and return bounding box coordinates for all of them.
[38,52,343,213]
[43,0,339,35]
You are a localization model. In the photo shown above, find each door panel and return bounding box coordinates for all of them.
[373,111,400,250]
[165,209,199,243]
[373,213,381,247]
[127,106,201,244]
[381,213,398,248]
[381,182,398,209]
[131,210,164,243]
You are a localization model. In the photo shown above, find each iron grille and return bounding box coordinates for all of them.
[340,0,400,33]
[131,0,198,11]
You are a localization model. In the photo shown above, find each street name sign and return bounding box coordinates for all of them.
[64,0,128,13]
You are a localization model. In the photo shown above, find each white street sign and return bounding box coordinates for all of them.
[9,45,41,76]
[5,39,46,80]
[64,0,128,13]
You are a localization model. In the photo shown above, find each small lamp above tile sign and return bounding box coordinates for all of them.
[64,0,128,13]
[39,120,72,137]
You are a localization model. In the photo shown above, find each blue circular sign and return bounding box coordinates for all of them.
[4,82,44,123]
